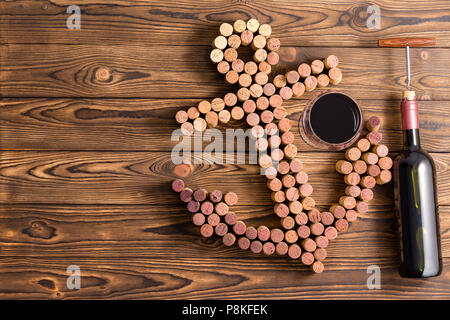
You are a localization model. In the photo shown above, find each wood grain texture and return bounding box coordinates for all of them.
[0,151,448,205]
[0,205,449,259]
[1,45,449,99]
[0,98,449,152]
[2,0,450,47]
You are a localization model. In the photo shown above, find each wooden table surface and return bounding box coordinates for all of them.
[0,0,449,299]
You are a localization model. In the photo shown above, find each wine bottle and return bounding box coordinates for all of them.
[394,90,442,277]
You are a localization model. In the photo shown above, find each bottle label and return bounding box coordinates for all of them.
[401,98,419,130]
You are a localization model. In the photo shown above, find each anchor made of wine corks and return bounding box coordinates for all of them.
[171,19,392,273]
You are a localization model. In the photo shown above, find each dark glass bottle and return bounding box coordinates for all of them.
[394,90,442,277]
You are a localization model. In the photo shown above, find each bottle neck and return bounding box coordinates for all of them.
[404,128,421,151]
[401,90,420,151]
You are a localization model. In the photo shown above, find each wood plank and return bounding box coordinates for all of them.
[0,151,448,205]
[0,256,449,299]
[1,98,449,152]
[1,45,449,99]
[0,205,449,259]
[2,1,450,47]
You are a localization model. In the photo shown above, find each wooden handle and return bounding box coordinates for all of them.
[378,37,436,47]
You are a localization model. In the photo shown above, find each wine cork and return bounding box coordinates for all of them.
[290,159,303,173]
[283,143,297,159]
[217,61,230,74]
[329,204,346,219]
[193,118,207,132]
[218,109,231,124]
[367,164,381,177]
[175,110,188,124]
[200,224,214,238]
[289,200,303,214]
[324,226,338,240]
[254,49,268,63]
[311,60,324,74]
[355,200,368,214]
[359,188,374,201]
[238,236,251,250]
[263,241,276,255]
[311,261,324,274]
[335,218,349,232]
[268,135,281,149]
[276,242,289,255]
[345,147,361,161]
[281,174,296,188]
[228,34,241,49]
[224,212,238,225]
[270,228,285,243]
[271,149,284,162]
[211,98,225,112]
[215,222,228,236]
[339,196,356,209]
[249,83,264,98]
[251,125,264,139]
[345,185,361,198]
[201,201,214,215]
[336,160,353,174]
[264,166,278,180]
[224,192,238,206]
[192,212,206,226]
[259,61,272,74]
[237,88,250,102]
[353,160,367,175]
[209,190,223,203]
[297,225,311,239]
[304,75,318,91]
[231,106,245,121]
[328,67,342,85]
[299,183,313,198]
[247,18,260,32]
[239,73,252,88]
[271,190,286,203]
[205,111,219,128]
[286,187,300,202]
[366,131,383,145]
[315,235,329,248]
[224,93,237,107]
[344,209,358,223]
[310,222,325,236]
[252,34,267,50]
[367,116,381,132]
[243,99,257,114]
[232,59,245,73]
[260,110,274,124]
[298,63,311,78]
[277,161,290,175]
[360,175,376,189]
[292,82,306,97]
[171,179,185,193]
[356,138,371,152]
[286,70,300,84]
[323,55,339,69]
[180,122,194,136]
[269,94,283,108]
[180,188,193,203]
[215,202,229,216]
[250,240,263,253]
[301,252,314,265]
[317,74,330,87]
[320,211,334,226]
[378,156,393,170]
[187,106,200,120]
[279,86,293,100]
[373,144,389,158]
[278,118,292,133]
[376,169,392,184]
[254,72,269,85]
[344,172,361,186]
[225,70,239,84]
[241,30,254,46]
[362,152,379,165]
[233,221,247,235]
[243,62,257,76]
[295,171,309,184]
[273,74,287,88]
[207,213,220,227]
[268,178,283,192]
[257,226,271,241]
[285,230,299,244]
[295,212,309,226]
[223,233,236,246]
[263,83,276,96]
[258,24,272,38]
[313,248,327,261]
[246,226,258,240]
[233,19,246,33]
[266,38,281,51]
[224,48,238,62]
[301,238,317,252]
[210,48,224,64]
[288,244,302,259]
[246,112,260,127]
[187,200,201,213]
[281,216,295,230]
[302,197,316,211]
[219,22,233,37]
